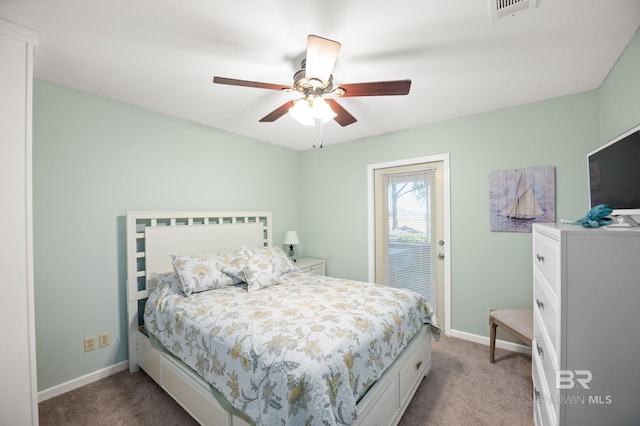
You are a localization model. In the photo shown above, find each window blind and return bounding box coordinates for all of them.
[376,166,438,315]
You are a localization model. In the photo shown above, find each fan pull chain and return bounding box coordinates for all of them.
[312,117,324,149]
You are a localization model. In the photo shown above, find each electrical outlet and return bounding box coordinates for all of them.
[98,332,110,348]
[84,336,96,352]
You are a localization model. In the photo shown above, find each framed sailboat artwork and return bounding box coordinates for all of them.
[490,166,555,232]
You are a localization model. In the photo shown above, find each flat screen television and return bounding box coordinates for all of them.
[588,122,640,227]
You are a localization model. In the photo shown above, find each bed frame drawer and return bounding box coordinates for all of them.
[354,326,432,426]
[136,331,160,382]
[356,378,399,426]
[160,355,244,426]
[399,328,430,404]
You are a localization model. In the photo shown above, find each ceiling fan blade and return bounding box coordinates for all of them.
[336,79,411,97]
[325,99,357,127]
[213,76,291,91]
[305,35,341,84]
[259,100,295,123]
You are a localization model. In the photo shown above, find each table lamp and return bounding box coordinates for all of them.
[283,231,300,261]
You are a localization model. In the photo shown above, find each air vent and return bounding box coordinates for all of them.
[491,0,540,22]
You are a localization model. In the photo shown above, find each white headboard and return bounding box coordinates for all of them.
[145,223,264,285]
[125,211,272,372]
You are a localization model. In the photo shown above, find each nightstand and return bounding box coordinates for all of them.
[295,257,325,275]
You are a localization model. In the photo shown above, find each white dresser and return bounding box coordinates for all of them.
[532,223,640,426]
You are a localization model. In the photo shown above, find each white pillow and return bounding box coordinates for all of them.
[222,246,296,288]
[243,263,281,292]
[255,246,297,275]
[172,253,235,296]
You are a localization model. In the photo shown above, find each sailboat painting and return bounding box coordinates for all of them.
[490,166,555,232]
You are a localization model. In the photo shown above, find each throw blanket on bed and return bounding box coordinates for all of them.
[145,271,440,425]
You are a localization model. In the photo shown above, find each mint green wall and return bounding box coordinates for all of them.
[298,28,640,339]
[32,81,301,391]
[299,92,600,337]
[33,28,640,392]
[599,28,640,142]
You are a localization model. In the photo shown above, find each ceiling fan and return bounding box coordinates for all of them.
[213,35,411,128]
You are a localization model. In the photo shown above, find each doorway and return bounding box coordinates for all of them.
[368,154,450,333]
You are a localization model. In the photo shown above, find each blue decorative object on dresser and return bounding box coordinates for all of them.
[573,204,612,228]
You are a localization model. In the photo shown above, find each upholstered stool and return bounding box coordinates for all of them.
[489,309,533,363]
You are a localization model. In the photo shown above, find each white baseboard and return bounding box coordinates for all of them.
[449,329,532,356]
[38,360,129,402]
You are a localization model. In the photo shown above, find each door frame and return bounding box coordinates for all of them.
[367,153,451,336]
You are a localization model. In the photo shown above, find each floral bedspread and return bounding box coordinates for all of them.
[144,271,439,425]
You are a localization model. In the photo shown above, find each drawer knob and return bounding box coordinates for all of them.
[415,360,422,370]
[536,299,544,310]
[536,254,545,263]
[536,343,544,358]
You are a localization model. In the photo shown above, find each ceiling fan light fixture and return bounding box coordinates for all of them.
[313,97,337,122]
[289,98,336,126]
[213,34,410,129]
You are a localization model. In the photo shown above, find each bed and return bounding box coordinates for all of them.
[126,211,439,426]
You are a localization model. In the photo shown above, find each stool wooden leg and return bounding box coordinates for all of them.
[490,320,497,363]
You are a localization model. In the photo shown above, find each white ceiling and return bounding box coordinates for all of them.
[1,1,639,150]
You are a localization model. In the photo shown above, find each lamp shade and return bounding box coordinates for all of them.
[289,98,336,126]
[283,231,300,245]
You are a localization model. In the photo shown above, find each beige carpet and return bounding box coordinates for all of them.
[39,335,532,425]
[398,335,532,425]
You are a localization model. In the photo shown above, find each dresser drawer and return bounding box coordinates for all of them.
[533,273,560,363]
[533,345,557,426]
[533,231,559,298]
[295,258,325,276]
[533,316,559,411]
[533,396,543,426]
[304,263,325,275]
